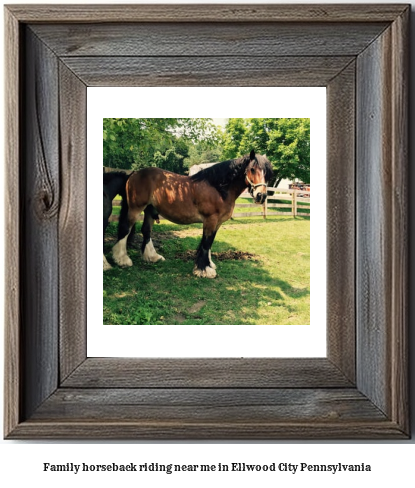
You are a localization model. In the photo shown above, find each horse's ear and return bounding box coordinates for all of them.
[250,149,255,161]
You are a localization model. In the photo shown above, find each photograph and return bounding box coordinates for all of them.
[102,117,311,326]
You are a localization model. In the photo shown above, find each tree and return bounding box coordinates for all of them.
[222,118,310,186]
[152,138,190,174]
[183,140,224,171]
[103,118,177,169]
[103,118,221,173]
[222,118,247,159]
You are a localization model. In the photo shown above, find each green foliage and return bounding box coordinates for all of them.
[103,118,176,169]
[103,118,221,173]
[152,138,189,174]
[103,117,310,183]
[183,140,224,170]
[222,118,248,159]
[223,118,310,185]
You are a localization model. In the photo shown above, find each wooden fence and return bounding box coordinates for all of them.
[233,188,310,218]
[109,188,309,222]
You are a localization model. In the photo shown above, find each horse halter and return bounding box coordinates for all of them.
[245,169,267,198]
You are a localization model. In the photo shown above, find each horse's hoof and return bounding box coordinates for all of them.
[143,254,165,263]
[103,255,112,271]
[142,238,165,263]
[115,255,133,267]
[193,265,217,279]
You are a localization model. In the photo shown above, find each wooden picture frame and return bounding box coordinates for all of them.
[4,4,409,439]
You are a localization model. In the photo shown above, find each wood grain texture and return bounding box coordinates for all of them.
[326,62,356,383]
[61,56,354,87]
[31,22,388,57]
[32,388,386,423]
[62,358,352,388]
[6,4,409,23]
[21,28,60,420]
[357,36,385,411]
[4,6,21,438]
[58,63,87,381]
[389,8,409,432]
[356,11,408,426]
[357,33,391,415]
[7,421,406,441]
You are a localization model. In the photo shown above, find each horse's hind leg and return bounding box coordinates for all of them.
[103,254,112,270]
[103,193,112,270]
[112,203,142,267]
[103,217,112,270]
[194,219,218,278]
[141,205,165,263]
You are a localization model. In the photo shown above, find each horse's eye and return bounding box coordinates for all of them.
[250,167,255,173]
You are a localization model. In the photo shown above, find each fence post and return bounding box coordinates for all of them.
[263,191,267,219]
[292,190,297,217]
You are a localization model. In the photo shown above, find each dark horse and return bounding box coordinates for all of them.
[103,171,131,270]
[112,150,273,278]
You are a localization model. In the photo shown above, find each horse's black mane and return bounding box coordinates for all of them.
[190,152,273,199]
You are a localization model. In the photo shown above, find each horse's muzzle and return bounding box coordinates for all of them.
[255,192,267,204]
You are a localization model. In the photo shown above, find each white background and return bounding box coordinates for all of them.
[88,86,326,357]
[1,1,414,487]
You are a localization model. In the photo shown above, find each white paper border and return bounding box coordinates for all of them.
[87,87,326,357]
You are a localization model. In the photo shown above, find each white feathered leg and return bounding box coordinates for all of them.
[112,235,133,267]
[142,238,165,263]
[103,254,112,270]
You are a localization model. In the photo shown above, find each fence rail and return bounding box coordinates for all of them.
[109,187,309,222]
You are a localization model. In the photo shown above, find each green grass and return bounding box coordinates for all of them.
[103,215,310,325]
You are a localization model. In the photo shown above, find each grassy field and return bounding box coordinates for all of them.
[103,215,310,325]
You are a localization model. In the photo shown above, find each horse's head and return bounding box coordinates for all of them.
[245,150,273,204]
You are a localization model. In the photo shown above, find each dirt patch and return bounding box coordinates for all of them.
[175,250,258,262]
[172,313,186,323]
[168,229,202,238]
[188,300,206,314]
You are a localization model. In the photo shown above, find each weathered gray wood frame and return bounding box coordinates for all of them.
[4,4,409,439]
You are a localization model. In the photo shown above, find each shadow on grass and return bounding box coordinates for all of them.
[103,219,310,325]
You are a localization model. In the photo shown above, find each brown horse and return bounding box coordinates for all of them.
[112,150,273,278]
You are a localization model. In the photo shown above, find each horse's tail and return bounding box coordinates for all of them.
[117,173,136,243]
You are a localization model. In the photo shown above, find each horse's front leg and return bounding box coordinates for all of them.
[194,220,218,278]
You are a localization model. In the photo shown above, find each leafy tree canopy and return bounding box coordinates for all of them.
[103,118,310,184]
[183,140,224,170]
[152,138,190,175]
[103,118,220,172]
